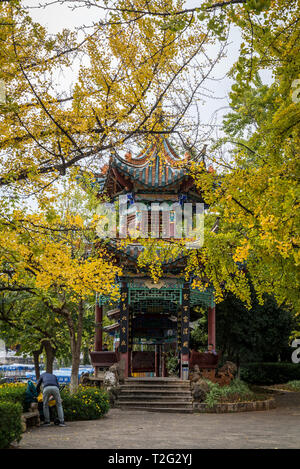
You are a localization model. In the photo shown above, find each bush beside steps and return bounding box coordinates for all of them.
[0,401,23,449]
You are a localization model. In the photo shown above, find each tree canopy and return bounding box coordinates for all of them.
[0,0,299,384]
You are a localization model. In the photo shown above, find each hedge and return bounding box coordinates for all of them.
[240,362,300,385]
[0,401,23,449]
[0,382,27,411]
[60,386,110,421]
[0,382,110,422]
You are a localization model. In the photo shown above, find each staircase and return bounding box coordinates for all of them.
[115,377,193,413]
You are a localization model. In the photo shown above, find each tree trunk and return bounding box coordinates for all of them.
[32,347,43,380]
[70,346,81,394]
[68,300,84,394]
[43,340,56,373]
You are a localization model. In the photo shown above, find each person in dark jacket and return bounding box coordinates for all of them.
[25,380,38,411]
[36,372,66,427]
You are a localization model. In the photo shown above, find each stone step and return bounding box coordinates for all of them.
[120,388,191,394]
[115,400,193,408]
[118,396,193,403]
[120,388,191,397]
[125,378,190,386]
[123,382,191,388]
[120,386,191,392]
[125,376,189,384]
[117,378,193,414]
[117,406,194,413]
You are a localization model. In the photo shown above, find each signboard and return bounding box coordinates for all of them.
[119,286,129,353]
[181,287,190,355]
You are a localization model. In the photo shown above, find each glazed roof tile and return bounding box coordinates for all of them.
[94,138,190,192]
[112,138,188,188]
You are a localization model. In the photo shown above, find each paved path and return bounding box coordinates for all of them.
[18,392,300,449]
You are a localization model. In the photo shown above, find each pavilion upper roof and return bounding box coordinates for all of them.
[94,137,192,194]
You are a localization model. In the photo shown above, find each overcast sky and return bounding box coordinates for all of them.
[24,0,244,138]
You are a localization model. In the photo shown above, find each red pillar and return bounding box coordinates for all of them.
[208,306,216,350]
[120,353,129,378]
[95,303,103,352]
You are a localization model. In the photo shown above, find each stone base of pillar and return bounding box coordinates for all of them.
[120,352,130,378]
[181,353,189,380]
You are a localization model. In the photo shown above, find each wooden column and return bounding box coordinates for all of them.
[119,283,130,378]
[161,346,166,377]
[95,303,103,352]
[180,284,190,380]
[208,305,216,350]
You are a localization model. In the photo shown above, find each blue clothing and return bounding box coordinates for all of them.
[25,380,38,411]
[36,372,59,394]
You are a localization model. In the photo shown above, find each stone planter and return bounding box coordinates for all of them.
[193,397,276,413]
[21,404,40,432]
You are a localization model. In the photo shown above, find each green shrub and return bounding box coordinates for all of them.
[203,381,223,408]
[204,379,255,408]
[286,380,300,391]
[60,386,110,421]
[0,382,110,422]
[0,383,27,411]
[240,362,300,385]
[166,354,178,376]
[0,401,23,449]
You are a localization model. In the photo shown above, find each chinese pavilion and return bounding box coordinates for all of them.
[89,136,217,380]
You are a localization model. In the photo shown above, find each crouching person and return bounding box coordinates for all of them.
[36,372,66,427]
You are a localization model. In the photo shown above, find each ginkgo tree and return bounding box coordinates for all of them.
[0,0,299,378]
[106,0,300,317]
[187,0,300,313]
[0,0,219,197]
[0,186,121,392]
